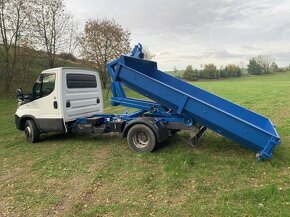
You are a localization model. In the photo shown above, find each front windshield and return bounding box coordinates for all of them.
[32,76,42,100]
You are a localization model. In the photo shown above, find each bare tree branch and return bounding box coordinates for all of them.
[28,0,74,68]
[0,0,27,91]
[79,19,131,88]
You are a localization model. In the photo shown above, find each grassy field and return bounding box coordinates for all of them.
[0,72,290,216]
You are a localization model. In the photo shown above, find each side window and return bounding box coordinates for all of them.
[33,74,56,100]
[67,74,97,88]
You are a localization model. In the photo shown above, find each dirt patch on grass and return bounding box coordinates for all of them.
[0,160,37,216]
[46,146,111,216]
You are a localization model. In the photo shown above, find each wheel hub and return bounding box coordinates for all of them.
[133,131,149,148]
[25,126,32,138]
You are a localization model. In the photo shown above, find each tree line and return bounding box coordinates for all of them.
[182,63,241,81]
[181,55,286,81]
[0,0,143,92]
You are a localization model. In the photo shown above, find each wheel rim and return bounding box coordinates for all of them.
[25,126,32,139]
[133,131,149,148]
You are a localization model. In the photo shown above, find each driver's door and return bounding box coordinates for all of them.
[29,72,64,132]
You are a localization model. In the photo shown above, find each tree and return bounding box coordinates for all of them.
[0,0,27,91]
[143,47,155,60]
[28,0,72,68]
[66,18,79,56]
[248,58,263,75]
[58,52,77,62]
[173,66,178,76]
[256,55,272,74]
[200,63,218,79]
[248,55,273,75]
[183,65,198,81]
[80,19,131,88]
[220,68,227,78]
[237,66,241,77]
[270,62,278,72]
[192,68,199,80]
[221,64,241,78]
[228,64,241,77]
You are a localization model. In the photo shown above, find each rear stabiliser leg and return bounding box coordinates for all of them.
[190,126,207,147]
[255,137,280,161]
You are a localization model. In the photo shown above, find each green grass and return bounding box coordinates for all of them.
[0,72,290,216]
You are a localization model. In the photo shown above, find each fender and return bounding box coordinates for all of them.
[15,114,40,131]
[123,117,168,143]
[15,114,65,132]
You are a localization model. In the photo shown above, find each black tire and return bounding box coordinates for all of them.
[127,124,156,152]
[24,119,40,143]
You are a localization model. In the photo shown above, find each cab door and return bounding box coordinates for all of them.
[29,71,64,132]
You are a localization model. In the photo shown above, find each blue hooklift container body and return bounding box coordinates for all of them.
[110,55,280,159]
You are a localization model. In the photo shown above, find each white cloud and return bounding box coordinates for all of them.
[65,0,290,70]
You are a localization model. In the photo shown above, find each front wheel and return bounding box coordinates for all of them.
[127,124,156,152]
[24,119,40,143]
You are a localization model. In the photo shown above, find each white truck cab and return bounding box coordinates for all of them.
[15,67,103,142]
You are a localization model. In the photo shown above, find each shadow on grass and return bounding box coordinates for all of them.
[41,132,73,140]
[39,131,125,147]
[39,130,287,167]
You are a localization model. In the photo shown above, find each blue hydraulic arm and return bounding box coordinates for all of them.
[107,43,177,118]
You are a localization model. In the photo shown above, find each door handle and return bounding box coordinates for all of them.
[66,101,71,108]
[53,101,58,109]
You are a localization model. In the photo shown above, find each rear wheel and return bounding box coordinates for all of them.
[127,124,156,152]
[24,119,40,143]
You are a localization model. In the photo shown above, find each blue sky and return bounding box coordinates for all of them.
[65,0,290,70]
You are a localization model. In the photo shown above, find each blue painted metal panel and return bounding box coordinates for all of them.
[107,51,280,160]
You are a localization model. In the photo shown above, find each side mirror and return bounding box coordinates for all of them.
[16,88,24,101]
